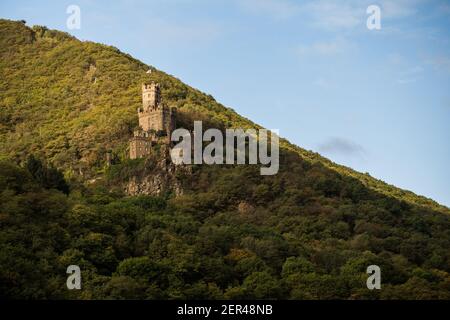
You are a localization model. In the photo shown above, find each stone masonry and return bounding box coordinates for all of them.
[129,82,176,159]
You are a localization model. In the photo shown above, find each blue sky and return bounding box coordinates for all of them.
[1,0,449,206]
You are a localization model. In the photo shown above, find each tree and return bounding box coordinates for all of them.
[25,155,69,194]
[242,271,282,299]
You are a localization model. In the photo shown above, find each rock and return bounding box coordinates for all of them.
[125,158,189,197]
[238,201,255,214]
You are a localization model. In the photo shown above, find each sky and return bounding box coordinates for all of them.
[1,0,449,207]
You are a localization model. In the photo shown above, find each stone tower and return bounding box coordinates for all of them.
[138,82,176,134]
[142,82,161,110]
[129,82,176,159]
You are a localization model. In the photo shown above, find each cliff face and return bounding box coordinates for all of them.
[126,173,181,196]
[124,159,188,197]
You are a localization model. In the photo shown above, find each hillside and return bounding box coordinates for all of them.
[1,19,450,299]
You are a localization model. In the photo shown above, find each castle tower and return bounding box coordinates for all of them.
[138,82,176,134]
[142,82,161,110]
[130,82,177,159]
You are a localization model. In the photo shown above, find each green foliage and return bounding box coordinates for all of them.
[0,158,450,299]
[0,19,450,300]
[26,154,69,194]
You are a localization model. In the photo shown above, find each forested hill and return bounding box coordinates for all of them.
[1,19,450,299]
[0,19,447,212]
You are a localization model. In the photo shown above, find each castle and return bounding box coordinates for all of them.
[129,82,176,159]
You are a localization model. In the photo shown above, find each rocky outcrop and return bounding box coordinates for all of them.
[124,150,191,197]
[125,169,183,196]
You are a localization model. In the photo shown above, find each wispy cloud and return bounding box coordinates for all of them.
[318,137,366,158]
[396,66,424,84]
[235,0,299,20]
[302,0,425,30]
[386,53,429,84]
[235,0,430,30]
[426,56,450,73]
[379,0,421,19]
[142,17,220,45]
[312,77,332,88]
[300,0,364,31]
[297,37,356,56]
[438,2,450,14]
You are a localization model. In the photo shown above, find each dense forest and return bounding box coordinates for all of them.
[0,19,449,299]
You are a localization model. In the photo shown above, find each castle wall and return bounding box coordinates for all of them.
[138,105,176,134]
[129,137,152,159]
